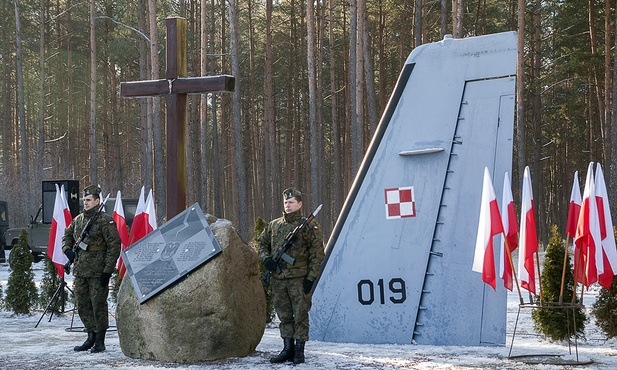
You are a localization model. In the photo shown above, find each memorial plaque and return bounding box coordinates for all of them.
[122,203,222,304]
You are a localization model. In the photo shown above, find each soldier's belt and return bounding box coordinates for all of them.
[287,260,307,268]
[87,245,107,251]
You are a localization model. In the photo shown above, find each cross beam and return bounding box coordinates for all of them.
[121,17,234,220]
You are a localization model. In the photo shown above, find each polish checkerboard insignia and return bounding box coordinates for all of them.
[384,186,416,219]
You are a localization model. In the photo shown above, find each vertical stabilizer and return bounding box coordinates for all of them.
[310,32,517,346]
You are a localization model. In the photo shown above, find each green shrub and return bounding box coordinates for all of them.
[532,225,586,341]
[591,227,617,338]
[37,256,68,314]
[5,229,38,314]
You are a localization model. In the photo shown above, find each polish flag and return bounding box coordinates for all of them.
[567,171,585,284]
[594,164,617,288]
[126,187,146,246]
[113,191,130,276]
[472,168,504,290]
[119,187,145,279]
[566,171,582,237]
[144,189,158,233]
[517,166,539,295]
[499,172,519,291]
[574,162,603,287]
[126,188,157,246]
[47,184,72,277]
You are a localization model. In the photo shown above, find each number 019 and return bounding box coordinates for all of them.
[357,278,406,305]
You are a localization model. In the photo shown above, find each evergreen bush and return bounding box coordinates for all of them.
[531,225,586,341]
[37,256,66,313]
[5,229,38,314]
[254,216,275,323]
[591,227,617,338]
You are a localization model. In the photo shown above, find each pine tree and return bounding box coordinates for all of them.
[591,227,617,338]
[37,256,65,313]
[5,229,38,314]
[0,282,4,309]
[254,217,274,323]
[532,225,586,341]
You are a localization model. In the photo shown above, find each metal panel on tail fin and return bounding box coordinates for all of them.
[310,32,517,346]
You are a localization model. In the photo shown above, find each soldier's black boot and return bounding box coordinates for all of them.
[90,330,106,353]
[293,340,305,364]
[74,331,96,351]
[270,337,295,363]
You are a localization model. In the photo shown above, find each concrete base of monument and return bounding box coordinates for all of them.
[115,215,266,363]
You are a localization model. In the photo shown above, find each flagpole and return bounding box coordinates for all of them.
[535,250,544,304]
[571,247,581,303]
[503,233,524,304]
[571,247,578,301]
[559,233,571,304]
[579,254,587,304]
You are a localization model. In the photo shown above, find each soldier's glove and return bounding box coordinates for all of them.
[263,257,278,272]
[64,249,76,263]
[100,272,112,287]
[303,278,314,294]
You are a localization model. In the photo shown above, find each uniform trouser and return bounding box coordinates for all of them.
[74,276,109,333]
[272,277,312,341]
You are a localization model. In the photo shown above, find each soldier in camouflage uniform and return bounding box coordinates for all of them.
[258,188,324,364]
[63,185,120,353]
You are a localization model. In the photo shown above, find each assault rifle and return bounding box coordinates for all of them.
[63,193,110,275]
[260,204,322,287]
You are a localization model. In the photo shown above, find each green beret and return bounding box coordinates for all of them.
[83,185,101,197]
[283,187,302,200]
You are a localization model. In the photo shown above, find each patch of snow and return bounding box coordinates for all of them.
[0,254,615,369]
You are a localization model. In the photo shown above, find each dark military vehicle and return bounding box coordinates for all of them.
[0,201,8,263]
[3,181,138,262]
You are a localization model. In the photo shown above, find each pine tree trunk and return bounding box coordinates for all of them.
[264,0,275,218]
[149,0,165,222]
[228,0,248,239]
[37,0,45,189]
[89,0,97,185]
[14,0,30,224]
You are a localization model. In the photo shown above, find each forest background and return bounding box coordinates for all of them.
[0,0,613,243]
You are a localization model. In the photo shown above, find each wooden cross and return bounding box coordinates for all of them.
[121,17,234,220]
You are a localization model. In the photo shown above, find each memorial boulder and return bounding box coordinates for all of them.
[116,212,266,363]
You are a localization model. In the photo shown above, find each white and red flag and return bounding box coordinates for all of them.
[517,166,539,295]
[119,187,145,279]
[126,187,146,246]
[47,184,72,277]
[499,172,518,291]
[594,163,617,288]
[113,191,130,275]
[568,171,586,284]
[566,171,582,237]
[125,188,157,246]
[472,167,504,290]
[574,162,603,287]
[144,189,158,233]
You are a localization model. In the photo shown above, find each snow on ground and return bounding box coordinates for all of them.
[0,254,616,369]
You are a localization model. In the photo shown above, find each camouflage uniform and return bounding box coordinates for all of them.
[258,208,324,341]
[63,190,120,337]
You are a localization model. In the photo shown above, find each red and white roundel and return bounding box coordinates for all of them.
[384,186,416,219]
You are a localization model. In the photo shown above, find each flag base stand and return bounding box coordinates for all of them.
[62,281,118,333]
[507,302,592,365]
[35,277,76,328]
